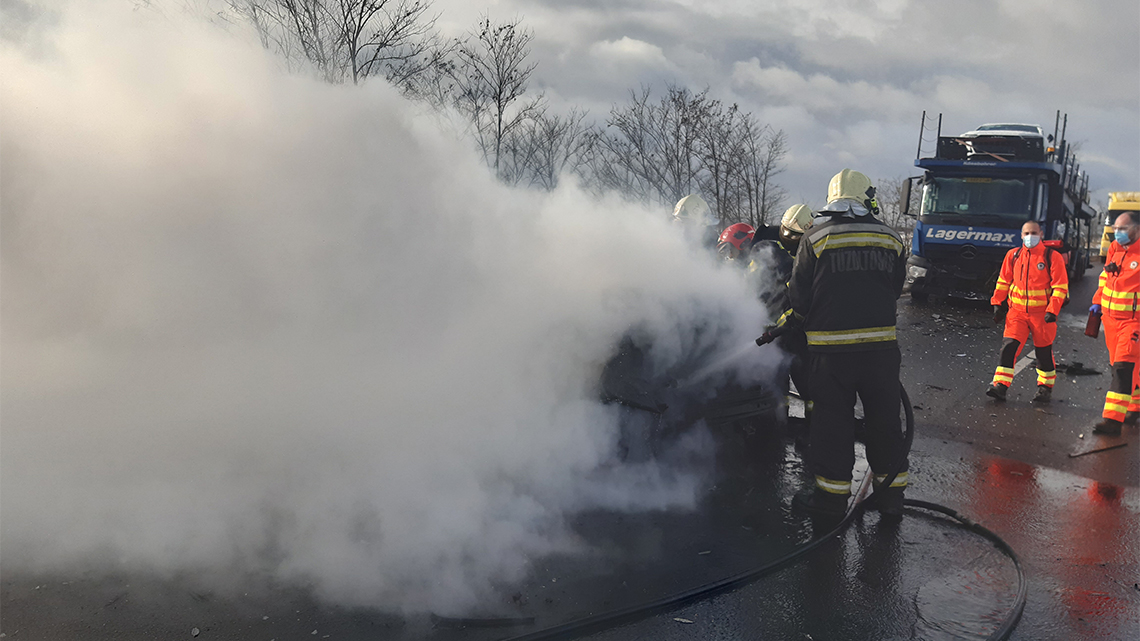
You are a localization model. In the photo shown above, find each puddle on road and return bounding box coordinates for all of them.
[914,565,1017,640]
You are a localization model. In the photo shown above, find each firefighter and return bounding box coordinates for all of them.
[786,170,909,520]
[754,205,814,435]
[1089,210,1140,435]
[986,220,1068,403]
[672,194,720,250]
[716,222,756,263]
[753,205,813,324]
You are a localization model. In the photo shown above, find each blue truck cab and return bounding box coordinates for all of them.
[903,114,1096,301]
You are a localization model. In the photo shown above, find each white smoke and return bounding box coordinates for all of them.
[0,1,776,614]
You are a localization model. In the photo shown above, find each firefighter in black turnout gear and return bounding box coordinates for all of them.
[787,169,909,522]
[754,204,815,437]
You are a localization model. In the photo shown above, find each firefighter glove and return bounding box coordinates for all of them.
[755,332,776,347]
[1044,312,1057,323]
[1090,304,1102,315]
[993,304,1007,324]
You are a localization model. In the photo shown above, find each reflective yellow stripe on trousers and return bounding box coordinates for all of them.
[815,476,851,495]
[806,326,897,347]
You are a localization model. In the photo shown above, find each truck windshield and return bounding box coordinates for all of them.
[921,177,1034,218]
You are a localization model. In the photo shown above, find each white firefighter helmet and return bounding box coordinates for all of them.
[826,169,878,214]
[779,203,813,253]
[672,194,715,226]
[780,204,814,235]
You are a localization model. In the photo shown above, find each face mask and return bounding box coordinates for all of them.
[1022,234,1040,248]
[1115,229,1132,245]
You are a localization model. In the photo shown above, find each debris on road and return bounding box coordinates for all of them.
[1056,362,1101,375]
[1069,442,1128,458]
[674,618,694,624]
[191,628,200,638]
[431,614,537,629]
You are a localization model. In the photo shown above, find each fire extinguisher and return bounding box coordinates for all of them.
[1085,306,1102,338]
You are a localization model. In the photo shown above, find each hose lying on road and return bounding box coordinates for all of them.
[492,384,1027,641]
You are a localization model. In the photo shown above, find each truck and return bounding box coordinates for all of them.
[901,112,1097,301]
[1099,192,1140,261]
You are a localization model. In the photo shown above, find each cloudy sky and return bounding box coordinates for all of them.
[430,0,1139,207]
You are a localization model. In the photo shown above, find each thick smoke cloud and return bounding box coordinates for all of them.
[0,2,774,614]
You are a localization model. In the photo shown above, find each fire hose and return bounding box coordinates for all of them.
[488,384,1027,641]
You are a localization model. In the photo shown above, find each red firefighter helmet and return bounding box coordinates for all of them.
[717,223,756,261]
[718,223,756,250]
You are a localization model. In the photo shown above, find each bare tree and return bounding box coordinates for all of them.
[733,117,764,227]
[452,16,544,178]
[223,6,791,207]
[876,175,920,237]
[593,87,664,203]
[594,85,709,207]
[522,108,595,191]
[228,1,446,88]
[657,86,708,204]
[696,99,743,227]
[755,128,788,225]
[587,85,788,223]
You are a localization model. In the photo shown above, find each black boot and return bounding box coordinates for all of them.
[986,383,1008,401]
[864,485,905,518]
[793,488,849,518]
[1093,418,1123,436]
[1124,411,1139,426]
[1032,385,1052,403]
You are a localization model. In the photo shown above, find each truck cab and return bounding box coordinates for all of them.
[1102,192,1140,260]
[904,113,1094,301]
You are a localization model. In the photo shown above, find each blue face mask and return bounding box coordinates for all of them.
[1115,229,1132,245]
[1022,234,1040,248]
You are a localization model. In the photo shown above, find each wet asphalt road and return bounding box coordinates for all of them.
[2,274,1137,640]
[897,273,1137,488]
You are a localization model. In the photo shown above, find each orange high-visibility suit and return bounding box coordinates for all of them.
[990,243,1068,390]
[1092,241,1140,421]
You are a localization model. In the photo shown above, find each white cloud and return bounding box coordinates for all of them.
[731,59,918,118]
[589,35,673,69]
[591,35,663,61]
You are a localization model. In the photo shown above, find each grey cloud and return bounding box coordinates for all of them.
[431,0,1137,199]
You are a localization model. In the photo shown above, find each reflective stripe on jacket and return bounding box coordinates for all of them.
[990,244,1068,315]
[1094,241,1140,318]
[788,217,907,352]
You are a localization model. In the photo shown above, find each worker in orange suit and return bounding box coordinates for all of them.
[987,220,1068,403]
[1090,210,1140,435]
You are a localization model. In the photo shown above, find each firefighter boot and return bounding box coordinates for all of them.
[793,488,848,519]
[864,486,905,519]
[1032,385,1052,403]
[986,383,1008,401]
[1124,411,1139,426]
[1093,418,1123,436]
